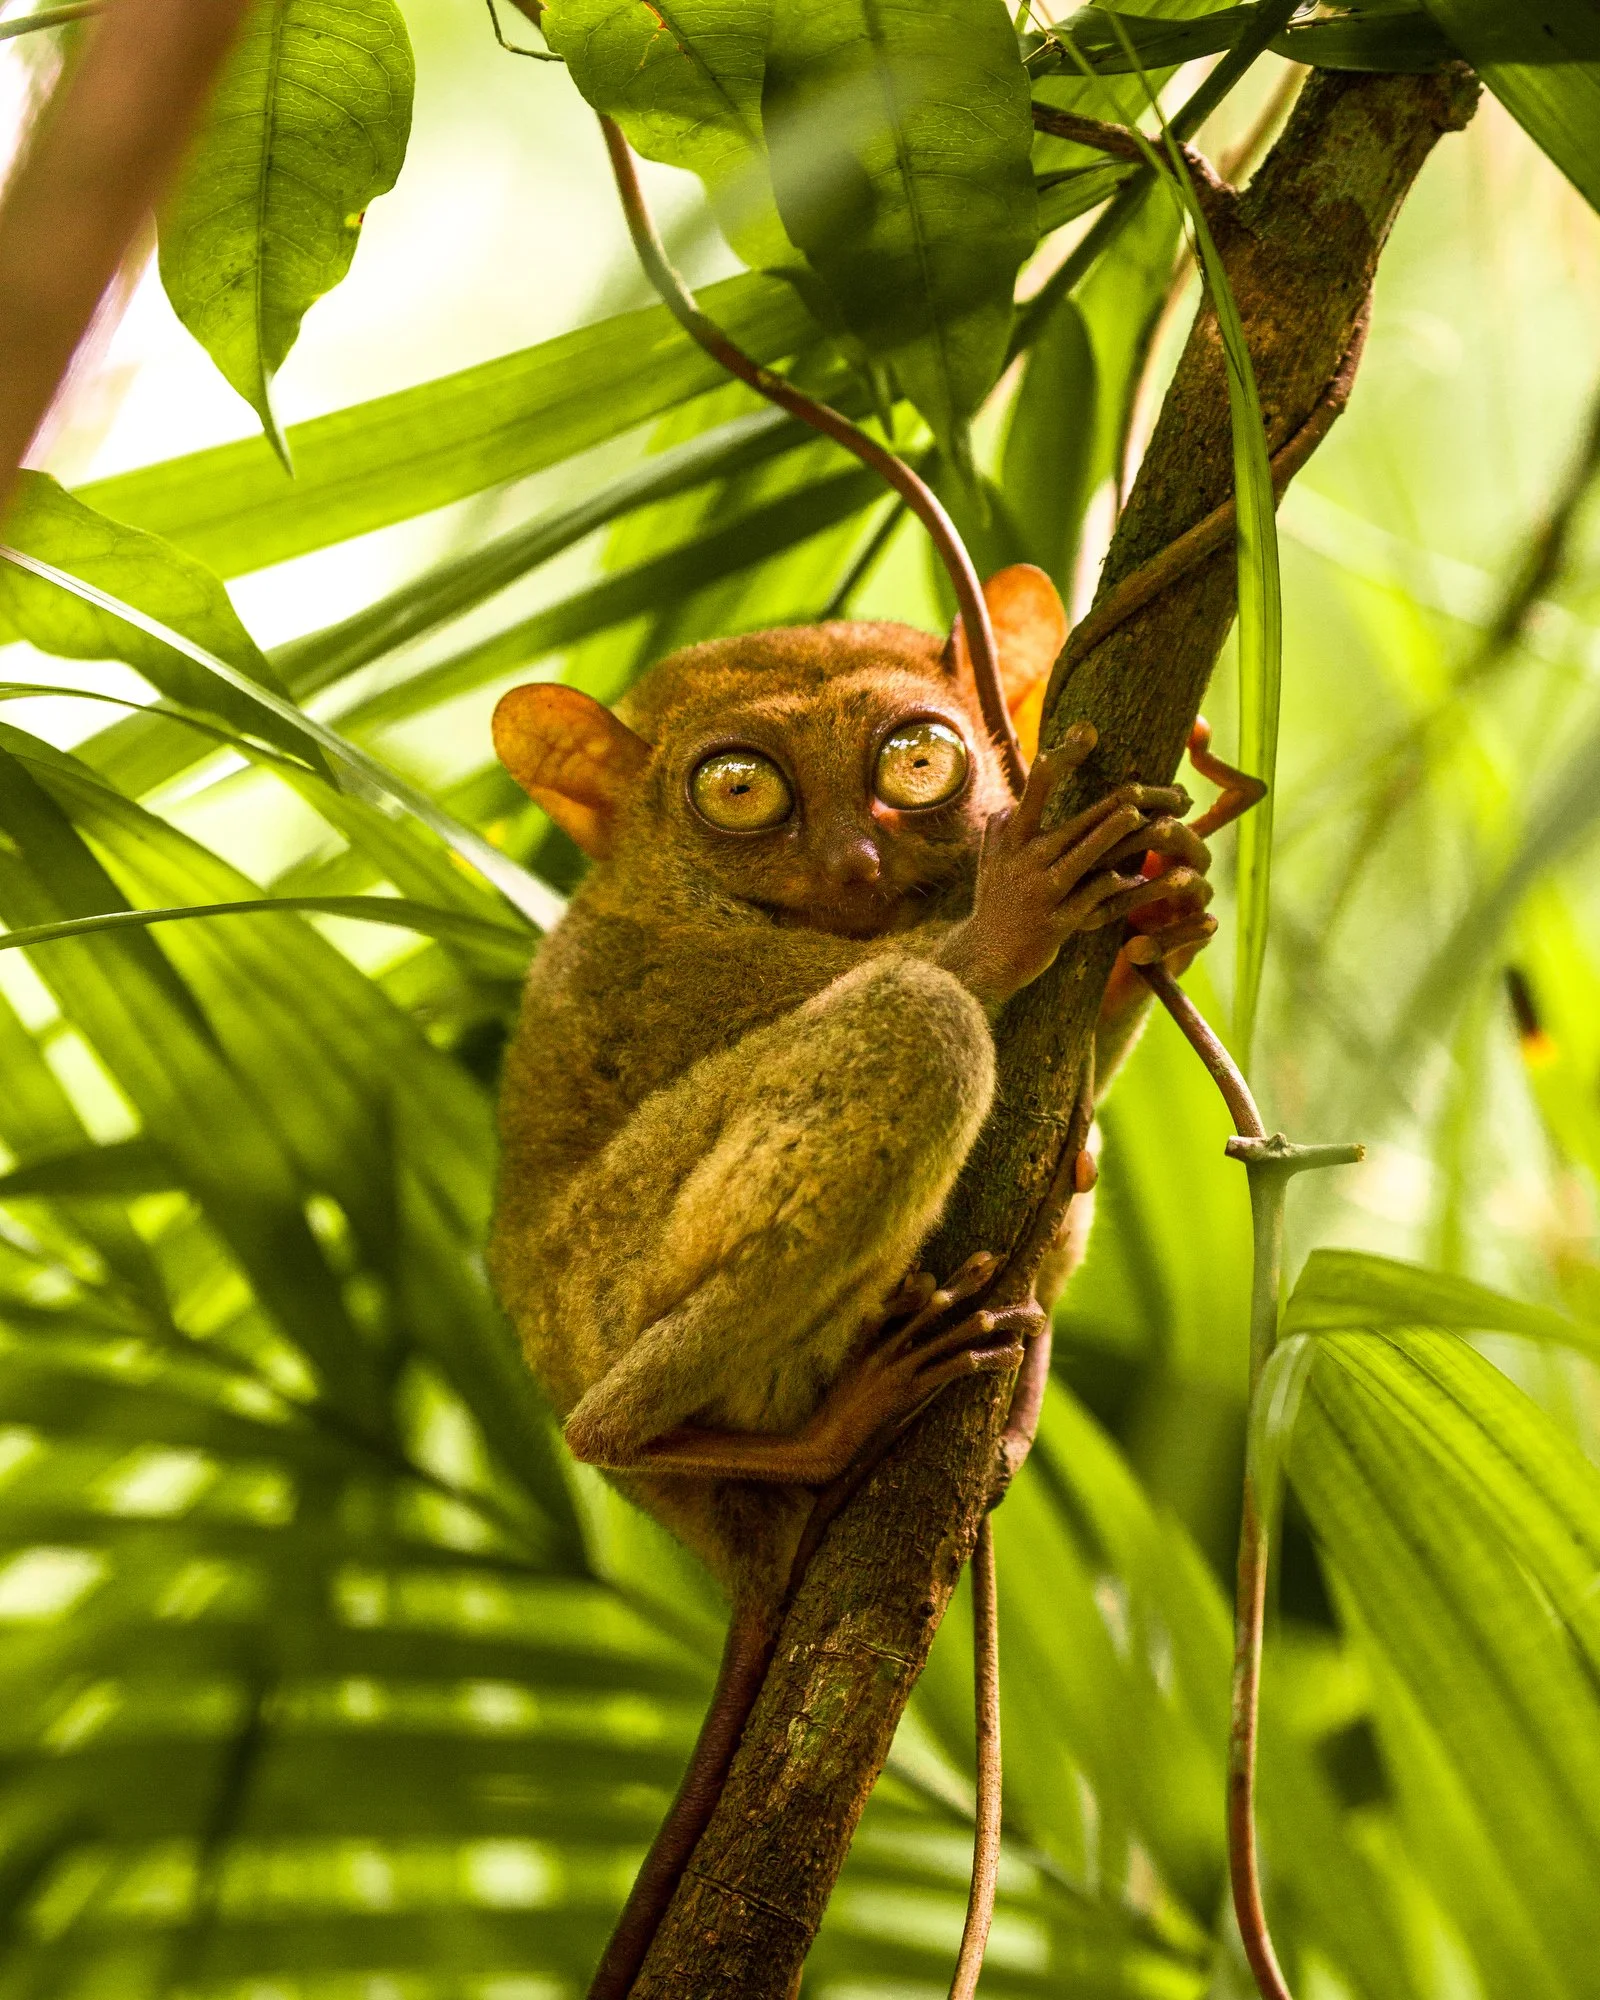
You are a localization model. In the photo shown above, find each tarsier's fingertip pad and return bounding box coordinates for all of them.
[1073,1148,1098,1194]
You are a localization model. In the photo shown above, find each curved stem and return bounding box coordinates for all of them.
[1137,966,1357,2000]
[949,1513,1002,2000]
[595,113,1024,794]
[1060,304,1369,678]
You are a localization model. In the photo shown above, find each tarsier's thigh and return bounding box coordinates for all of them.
[557,954,996,1392]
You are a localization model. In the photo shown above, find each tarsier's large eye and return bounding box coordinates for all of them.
[874,719,969,810]
[690,749,794,831]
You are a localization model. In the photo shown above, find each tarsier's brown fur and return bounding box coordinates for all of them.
[488,566,1216,1997]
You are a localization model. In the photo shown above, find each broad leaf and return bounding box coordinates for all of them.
[549,0,1038,468]
[75,273,820,577]
[1291,1330,1600,1988]
[159,0,415,464]
[1284,1247,1600,1354]
[541,0,798,274]
[0,474,308,765]
[1419,0,1600,214]
[763,0,1036,467]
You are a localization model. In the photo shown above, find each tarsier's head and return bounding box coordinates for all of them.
[492,564,1067,939]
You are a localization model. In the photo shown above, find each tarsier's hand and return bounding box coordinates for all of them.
[938,722,1191,1010]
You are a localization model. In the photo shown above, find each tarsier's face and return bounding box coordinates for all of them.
[653,657,1007,939]
[490,569,1067,927]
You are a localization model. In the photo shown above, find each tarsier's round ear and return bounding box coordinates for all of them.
[492,683,651,860]
[947,563,1069,764]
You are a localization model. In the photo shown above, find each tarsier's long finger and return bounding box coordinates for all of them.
[1037,782,1189,865]
[1085,866,1214,932]
[1044,867,1141,937]
[1043,806,1150,894]
[1011,723,1097,842]
[910,1301,1037,1369]
[1102,814,1211,878]
[1125,915,1218,965]
[895,1252,1000,1344]
[1186,717,1267,839]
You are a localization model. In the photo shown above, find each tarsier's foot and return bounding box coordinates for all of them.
[806,1257,1043,1480]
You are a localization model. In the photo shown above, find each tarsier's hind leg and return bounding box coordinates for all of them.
[577,957,1001,2000]
[558,954,999,1474]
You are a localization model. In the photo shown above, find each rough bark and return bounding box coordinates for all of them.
[632,65,1479,2000]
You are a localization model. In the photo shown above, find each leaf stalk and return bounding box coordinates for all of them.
[1138,964,1362,2000]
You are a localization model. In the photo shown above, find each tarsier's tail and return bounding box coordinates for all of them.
[585,1603,777,2000]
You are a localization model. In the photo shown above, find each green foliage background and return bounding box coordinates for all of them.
[2,2,1600,1996]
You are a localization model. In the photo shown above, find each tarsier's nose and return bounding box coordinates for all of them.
[820,831,882,888]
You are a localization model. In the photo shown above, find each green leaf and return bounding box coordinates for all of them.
[0,896,533,977]
[74,273,820,578]
[1058,20,1283,1064]
[0,1135,177,1201]
[1038,3,1459,76]
[549,0,1038,467]
[762,0,1037,467]
[158,0,414,465]
[1000,294,1097,595]
[331,461,886,734]
[1284,1247,1600,1354]
[1291,1330,1600,1984]
[0,540,562,933]
[0,474,310,766]
[1418,0,1600,213]
[274,406,805,699]
[541,0,799,274]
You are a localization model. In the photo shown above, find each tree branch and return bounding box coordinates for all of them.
[631,64,1479,2000]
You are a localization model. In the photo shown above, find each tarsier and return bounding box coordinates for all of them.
[488,562,1221,1997]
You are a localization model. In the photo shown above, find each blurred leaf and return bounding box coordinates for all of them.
[0,475,310,766]
[0,896,532,977]
[0,733,378,1424]
[74,273,821,577]
[275,405,807,698]
[1419,0,1600,212]
[0,542,562,933]
[1291,1329,1600,1987]
[158,0,414,464]
[332,461,887,733]
[1001,294,1097,594]
[1285,1246,1600,1352]
[761,0,1037,468]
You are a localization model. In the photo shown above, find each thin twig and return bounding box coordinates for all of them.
[1062,303,1370,673]
[1031,101,1233,216]
[484,0,561,59]
[821,496,907,620]
[0,2,98,41]
[949,1514,1002,2000]
[1138,966,1362,2000]
[1030,103,1147,163]
[595,113,1025,793]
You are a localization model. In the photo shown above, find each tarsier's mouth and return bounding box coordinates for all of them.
[761,889,933,940]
